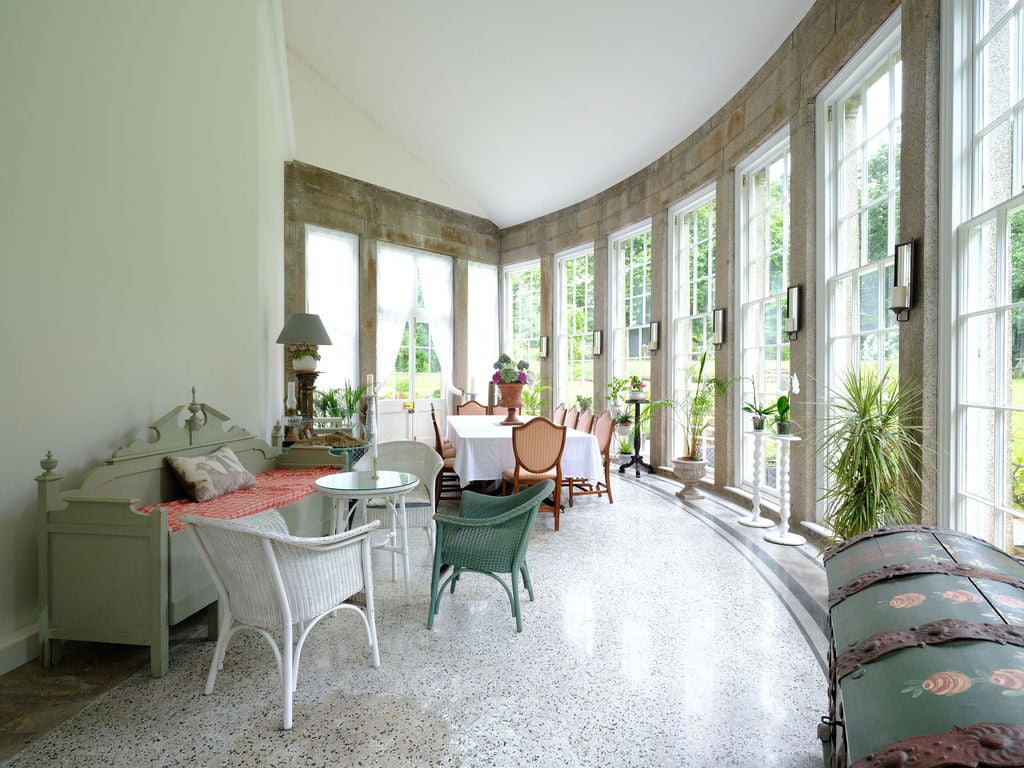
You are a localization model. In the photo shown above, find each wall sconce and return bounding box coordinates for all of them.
[592,330,603,357]
[540,336,549,359]
[712,308,725,349]
[891,240,913,322]
[785,285,800,341]
[648,321,660,352]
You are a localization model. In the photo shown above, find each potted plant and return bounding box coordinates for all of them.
[288,343,320,372]
[813,367,923,545]
[575,394,593,412]
[653,351,734,499]
[742,376,776,431]
[772,373,800,435]
[617,436,634,458]
[626,374,647,401]
[520,382,551,416]
[492,353,536,424]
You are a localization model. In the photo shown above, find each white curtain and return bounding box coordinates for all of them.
[418,253,454,395]
[376,245,415,382]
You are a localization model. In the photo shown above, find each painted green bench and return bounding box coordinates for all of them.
[36,392,349,678]
[821,525,1024,767]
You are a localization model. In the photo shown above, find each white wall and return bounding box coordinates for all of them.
[287,50,486,220]
[0,0,290,675]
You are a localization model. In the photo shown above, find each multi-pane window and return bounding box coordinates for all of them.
[555,245,595,408]
[376,243,452,401]
[611,223,652,382]
[503,263,542,375]
[948,0,1024,555]
[670,188,716,463]
[467,262,498,397]
[738,133,791,494]
[822,17,902,400]
[304,226,359,392]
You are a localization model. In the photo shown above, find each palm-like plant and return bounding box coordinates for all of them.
[814,367,922,544]
[649,351,733,460]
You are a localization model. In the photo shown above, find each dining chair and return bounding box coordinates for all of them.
[569,409,615,505]
[500,417,567,530]
[553,403,566,425]
[427,480,554,632]
[353,440,443,551]
[430,405,462,506]
[183,509,381,730]
[564,405,579,429]
[457,399,488,415]
[576,408,595,434]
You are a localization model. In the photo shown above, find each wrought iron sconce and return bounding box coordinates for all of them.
[712,308,725,349]
[540,335,549,359]
[890,240,913,322]
[648,321,660,352]
[785,285,800,341]
[592,330,603,357]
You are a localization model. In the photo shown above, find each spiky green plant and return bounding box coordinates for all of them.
[520,382,550,416]
[814,367,922,544]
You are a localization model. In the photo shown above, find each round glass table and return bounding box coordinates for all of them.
[314,470,419,603]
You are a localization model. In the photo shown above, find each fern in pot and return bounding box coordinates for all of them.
[813,367,922,545]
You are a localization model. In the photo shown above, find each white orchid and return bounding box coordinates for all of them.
[790,372,800,395]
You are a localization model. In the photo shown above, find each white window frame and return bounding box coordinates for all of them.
[734,127,792,497]
[607,218,653,383]
[304,225,359,393]
[501,260,543,381]
[668,185,717,464]
[554,243,596,411]
[815,9,903,522]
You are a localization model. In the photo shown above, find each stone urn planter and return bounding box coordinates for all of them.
[671,457,707,499]
[496,382,524,425]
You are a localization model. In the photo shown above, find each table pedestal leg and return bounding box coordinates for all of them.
[739,430,774,528]
[765,436,806,546]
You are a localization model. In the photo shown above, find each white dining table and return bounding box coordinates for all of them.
[446,414,604,486]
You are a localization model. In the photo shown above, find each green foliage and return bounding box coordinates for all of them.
[617,437,634,454]
[775,395,790,423]
[288,343,321,362]
[607,376,631,404]
[814,367,923,545]
[575,395,593,411]
[313,380,366,421]
[520,383,550,416]
[649,351,736,460]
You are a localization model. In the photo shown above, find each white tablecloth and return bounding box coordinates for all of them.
[447,415,604,486]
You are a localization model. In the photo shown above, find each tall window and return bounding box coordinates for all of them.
[821,14,902,409]
[305,226,359,392]
[610,222,652,382]
[947,0,1024,555]
[670,188,717,463]
[467,262,498,397]
[503,262,542,373]
[376,243,452,401]
[555,244,595,408]
[737,132,791,494]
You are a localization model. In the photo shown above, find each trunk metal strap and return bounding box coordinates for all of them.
[835,619,1024,681]
[822,524,990,563]
[828,561,1024,608]
[850,722,1024,768]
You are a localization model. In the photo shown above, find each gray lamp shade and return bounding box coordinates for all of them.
[275,313,332,345]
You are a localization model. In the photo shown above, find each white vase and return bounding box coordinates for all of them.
[627,390,645,401]
[672,458,707,499]
[292,355,317,372]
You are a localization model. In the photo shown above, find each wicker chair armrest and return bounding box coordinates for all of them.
[261,520,381,552]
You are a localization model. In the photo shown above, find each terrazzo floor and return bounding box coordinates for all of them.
[1,473,829,767]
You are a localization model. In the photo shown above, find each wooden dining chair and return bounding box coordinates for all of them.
[564,405,579,429]
[501,417,567,530]
[569,410,614,505]
[576,408,595,434]
[553,403,566,425]
[457,399,488,415]
[430,405,462,506]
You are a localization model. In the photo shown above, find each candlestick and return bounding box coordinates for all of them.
[891,286,908,309]
[367,373,374,389]
[285,382,296,412]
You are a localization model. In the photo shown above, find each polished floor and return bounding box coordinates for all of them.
[1,472,829,767]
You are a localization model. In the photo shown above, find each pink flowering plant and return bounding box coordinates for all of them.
[628,375,646,390]
[492,354,536,385]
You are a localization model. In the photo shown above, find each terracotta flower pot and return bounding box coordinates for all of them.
[496,382,524,424]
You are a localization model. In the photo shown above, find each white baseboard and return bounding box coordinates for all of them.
[0,623,38,677]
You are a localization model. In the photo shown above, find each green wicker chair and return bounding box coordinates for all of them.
[427,479,554,633]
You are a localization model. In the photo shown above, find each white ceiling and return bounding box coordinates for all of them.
[282,0,816,229]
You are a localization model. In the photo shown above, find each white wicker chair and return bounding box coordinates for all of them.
[183,509,381,730]
[353,440,444,550]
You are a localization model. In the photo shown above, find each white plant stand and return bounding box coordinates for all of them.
[738,430,774,529]
[764,434,806,546]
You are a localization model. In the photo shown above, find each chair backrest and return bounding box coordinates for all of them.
[553,403,566,425]
[510,417,566,474]
[457,399,488,415]
[353,440,443,504]
[491,405,511,416]
[430,404,446,454]
[564,406,579,429]
[576,408,594,434]
[593,410,615,456]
